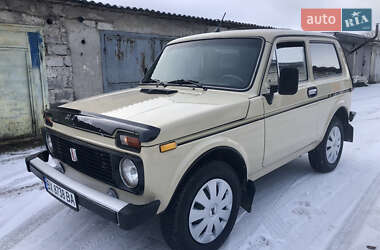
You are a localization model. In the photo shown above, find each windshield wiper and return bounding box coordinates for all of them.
[167,79,207,90]
[140,78,167,88]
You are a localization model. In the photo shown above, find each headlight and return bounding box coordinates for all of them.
[119,158,139,188]
[46,134,53,154]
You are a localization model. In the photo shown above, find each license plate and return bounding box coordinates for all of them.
[44,177,78,210]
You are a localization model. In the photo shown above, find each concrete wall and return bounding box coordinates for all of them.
[65,19,104,100]
[0,0,238,105]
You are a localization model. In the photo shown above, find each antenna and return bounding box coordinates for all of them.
[215,12,227,32]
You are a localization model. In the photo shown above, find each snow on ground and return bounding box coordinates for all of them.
[1,84,380,250]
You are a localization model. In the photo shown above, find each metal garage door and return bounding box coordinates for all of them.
[0,26,47,142]
[100,31,174,93]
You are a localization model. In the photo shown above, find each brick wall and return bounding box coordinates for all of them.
[43,18,74,106]
[0,1,75,106]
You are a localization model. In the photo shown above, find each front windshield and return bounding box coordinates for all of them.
[144,38,263,90]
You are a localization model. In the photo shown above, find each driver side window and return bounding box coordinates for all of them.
[264,41,307,91]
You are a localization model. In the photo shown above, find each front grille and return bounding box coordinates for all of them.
[50,135,114,185]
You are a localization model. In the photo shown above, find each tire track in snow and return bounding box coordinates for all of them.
[224,159,316,250]
[0,203,64,250]
[0,183,43,198]
[0,175,40,191]
[327,172,380,250]
[238,161,315,237]
[0,147,44,163]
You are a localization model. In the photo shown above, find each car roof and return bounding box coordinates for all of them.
[168,29,336,45]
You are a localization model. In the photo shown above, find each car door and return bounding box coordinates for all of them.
[307,41,347,141]
[261,37,318,168]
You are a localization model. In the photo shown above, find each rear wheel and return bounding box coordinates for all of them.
[160,160,241,250]
[308,117,344,173]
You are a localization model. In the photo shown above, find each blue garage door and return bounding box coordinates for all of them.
[100,31,174,93]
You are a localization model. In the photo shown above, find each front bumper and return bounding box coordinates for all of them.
[25,150,160,230]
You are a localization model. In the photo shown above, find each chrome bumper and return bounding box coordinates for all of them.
[25,151,159,230]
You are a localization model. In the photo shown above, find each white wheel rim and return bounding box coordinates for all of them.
[326,126,342,164]
[188,178,233,244]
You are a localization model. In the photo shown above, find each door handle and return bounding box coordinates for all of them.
[307,87,318,98]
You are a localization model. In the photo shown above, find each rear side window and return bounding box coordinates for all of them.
[309,43,342,79]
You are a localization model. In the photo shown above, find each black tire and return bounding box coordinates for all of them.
[160,160,241,250]
[308,117,344,173]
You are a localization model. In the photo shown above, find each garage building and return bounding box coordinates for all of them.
[0,0,269,143]
[334,32,380,84]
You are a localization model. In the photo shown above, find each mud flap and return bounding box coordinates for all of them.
[344,123,354,142]
[241,180,256,213]
[344,111,355,142]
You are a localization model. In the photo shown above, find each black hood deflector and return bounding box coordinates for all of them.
[45,107,160,142]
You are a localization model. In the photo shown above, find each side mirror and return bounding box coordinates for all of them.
[278,68,299,95]
[269,84,278,94]
[143,67,148,75]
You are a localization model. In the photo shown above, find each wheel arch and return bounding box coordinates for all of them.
[326,106,353,142]
[166,146,255,213]
[334,106,349,124]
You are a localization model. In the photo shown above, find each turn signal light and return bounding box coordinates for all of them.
[119,134,141,149]
[44,112,53,127]
[115,132,141,152]
[160,142,177,153]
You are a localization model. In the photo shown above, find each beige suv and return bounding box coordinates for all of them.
[26,29,355,250]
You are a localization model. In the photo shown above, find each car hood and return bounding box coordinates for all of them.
[62,87,249,145]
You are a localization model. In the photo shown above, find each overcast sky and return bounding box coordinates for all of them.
[96,0,380,31]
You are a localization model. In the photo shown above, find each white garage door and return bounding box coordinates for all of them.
[0,26,47,142]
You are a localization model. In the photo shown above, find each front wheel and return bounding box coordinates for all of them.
[160,161,241,250]
[308,117,344,173]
